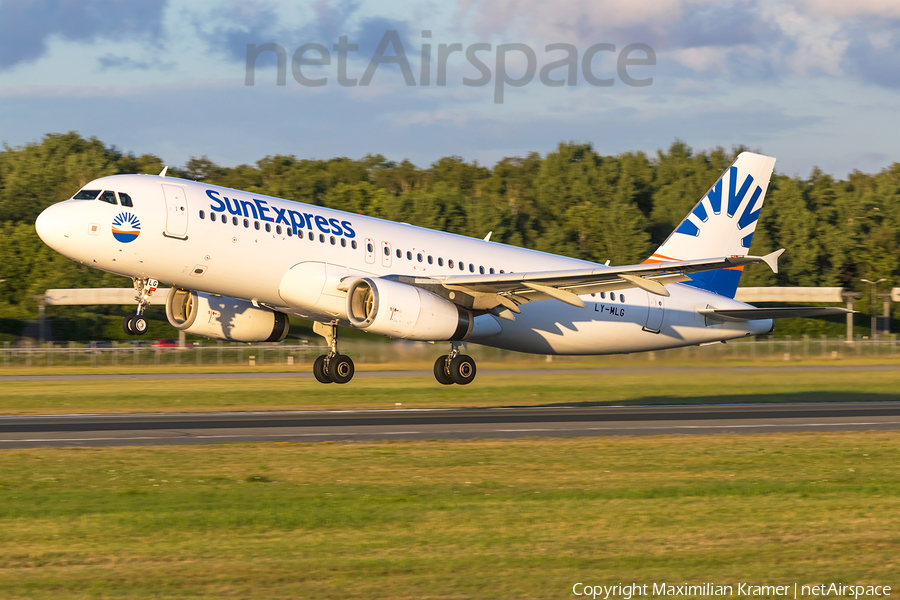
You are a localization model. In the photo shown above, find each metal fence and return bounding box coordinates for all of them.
[0,342,328,368]
[2,335,899,369]
[653,335,900,362]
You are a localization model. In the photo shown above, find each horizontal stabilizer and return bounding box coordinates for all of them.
[762,248,785,274]
[698,306,853,323]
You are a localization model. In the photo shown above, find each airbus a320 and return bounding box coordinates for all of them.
[35,152,847,385]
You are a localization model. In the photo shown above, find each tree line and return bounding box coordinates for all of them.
[1,132,897,340]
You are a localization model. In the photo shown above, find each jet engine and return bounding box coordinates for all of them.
[165,288,289,343]
[346,278,472,341]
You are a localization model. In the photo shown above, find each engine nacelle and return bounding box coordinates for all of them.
[346,278,472,341]
[166,288,289,343]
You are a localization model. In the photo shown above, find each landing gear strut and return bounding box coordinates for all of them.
[123,278,158,335]
[312,321,355,384]
[433,342,476,385]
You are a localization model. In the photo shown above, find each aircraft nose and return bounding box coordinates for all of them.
[35,203,71,250]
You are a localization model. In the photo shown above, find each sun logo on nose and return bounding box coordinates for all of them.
[112,212,141,243]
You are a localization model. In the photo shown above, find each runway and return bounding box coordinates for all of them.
[2,402,899,448]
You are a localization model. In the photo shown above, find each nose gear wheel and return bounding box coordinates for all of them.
[122,278,158,336]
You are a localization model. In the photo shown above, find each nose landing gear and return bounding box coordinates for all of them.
[312,321,355,384]
[123,278,158,335]
[433,343,476,385]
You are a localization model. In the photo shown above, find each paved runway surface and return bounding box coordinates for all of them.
[2,402,899,448]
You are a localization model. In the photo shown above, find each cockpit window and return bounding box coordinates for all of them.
[99,191,117,205]
[73,190,101,200]
[119,192,133,207]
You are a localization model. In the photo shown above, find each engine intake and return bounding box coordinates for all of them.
[346,278,472,341]
[166,288,289,343]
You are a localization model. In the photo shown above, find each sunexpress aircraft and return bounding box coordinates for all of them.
[35,152,847,385]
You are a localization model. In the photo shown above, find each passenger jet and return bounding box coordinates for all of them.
[35,152,847,384]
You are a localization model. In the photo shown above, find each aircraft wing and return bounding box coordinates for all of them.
[698,306,853,322]
[429,250,785,311]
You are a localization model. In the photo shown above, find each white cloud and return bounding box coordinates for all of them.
[803,0,900,18]
[456,0,728,40]
[759,1,848,76]
[668,47,730,72]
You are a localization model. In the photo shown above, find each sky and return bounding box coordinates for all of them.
[1,0,898,178]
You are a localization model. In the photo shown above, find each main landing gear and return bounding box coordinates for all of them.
[123,278,158,336]
[433,343,476,385]
[312,321,355,384]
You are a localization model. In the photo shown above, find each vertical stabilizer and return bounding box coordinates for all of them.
[647,152,776,298]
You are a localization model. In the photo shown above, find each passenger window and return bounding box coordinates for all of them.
[255,221,261,231]
[610,292,616,301]
[296,228,302,238]
[265,223,271,232]
[406,251,412,260]
[417,253,423,262]
[119,193,134,207]
[73,189,101,200]
[620,294,625,302]
[459,262,465,271]
[199,210,205,219]
[318,234,323,243]
[489,268,494,274]
[396,249,402,258]
[243,219,249,228]
[427,256,433,264]
[100,191,117,205]
[448,259,454,269]
[341,238,346,247]
[469,264,475,272]
[232,217,238,226]
[438,258,444,267]
[479,266,484,274]
[601,292,606,299]
[287,228,293,237]
[276,225,282,234]
[351,240,358,249]
[367,243,374,252]
[330,236,336,245]
[210,213,216,222]
[384,246,390,256]
[500,270,505,273]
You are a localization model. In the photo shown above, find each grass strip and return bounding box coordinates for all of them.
[1,432,898,598]
[0,369,898,414]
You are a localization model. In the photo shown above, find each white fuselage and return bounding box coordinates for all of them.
[36,174,771,354]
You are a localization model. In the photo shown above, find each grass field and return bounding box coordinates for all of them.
[1,433,898,599]
[1,367,898,415]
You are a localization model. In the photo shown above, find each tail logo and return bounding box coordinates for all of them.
[674,166,763,249]
[112,212,141,243]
